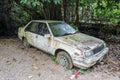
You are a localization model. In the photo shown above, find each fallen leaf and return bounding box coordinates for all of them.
[13,58,17,62]
[32,64,38,70]
[6,61,11,65]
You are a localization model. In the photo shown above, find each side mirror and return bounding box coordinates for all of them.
[44,34,50,38]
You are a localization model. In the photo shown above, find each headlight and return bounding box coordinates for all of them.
[85,50,94,57]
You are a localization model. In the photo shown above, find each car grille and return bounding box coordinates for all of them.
[93,44,105,54]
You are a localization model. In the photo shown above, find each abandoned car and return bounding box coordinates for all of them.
[18,20,109,69]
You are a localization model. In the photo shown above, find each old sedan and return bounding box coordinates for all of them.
[18,20,109,69]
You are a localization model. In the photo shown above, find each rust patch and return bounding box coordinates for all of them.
[82,40,101,45]
[47,38,51,47]
[54,42,59,48]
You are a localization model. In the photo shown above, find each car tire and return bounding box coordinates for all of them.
[56,51,73,69]
[23,38,30,48]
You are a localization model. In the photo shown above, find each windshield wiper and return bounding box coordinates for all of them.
[62,33,71,36]
[61,31,79,36]
[62,32,76,36]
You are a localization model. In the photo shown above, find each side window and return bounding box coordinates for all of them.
[25,22,38,33]
[38,23,50,36]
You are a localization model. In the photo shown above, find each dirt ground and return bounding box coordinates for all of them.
[0,37,120,80]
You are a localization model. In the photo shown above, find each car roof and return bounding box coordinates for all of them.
[31,20,64,23]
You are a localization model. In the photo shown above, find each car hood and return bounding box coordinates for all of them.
[57,33,104,51]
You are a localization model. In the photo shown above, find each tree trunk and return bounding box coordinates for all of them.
[55,4,62,20]
[43,1,62,20]
[75,0,79,26]
[63,0,67,21]
[0,0,13,36]
[61,0,64,20]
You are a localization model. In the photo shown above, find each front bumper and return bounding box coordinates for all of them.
[73,47,109,69]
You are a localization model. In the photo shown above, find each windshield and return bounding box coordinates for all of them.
[49,22,76,37]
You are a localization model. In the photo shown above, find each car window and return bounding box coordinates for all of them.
[25,22,38,33]
[49,22,76,37]
[38,23,50,36]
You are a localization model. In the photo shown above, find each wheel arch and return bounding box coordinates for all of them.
[22,37,25,42]
[55,48,73,63]
[55,48,74,68]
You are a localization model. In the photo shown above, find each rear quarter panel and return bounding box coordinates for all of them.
[18,27,25,40]
[18,21,32,40]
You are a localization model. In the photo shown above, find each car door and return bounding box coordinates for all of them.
[25,22,39,46]
[36,22,51,51]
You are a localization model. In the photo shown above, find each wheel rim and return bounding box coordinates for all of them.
[59,55,68,67]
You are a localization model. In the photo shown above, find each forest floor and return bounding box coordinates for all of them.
[0,37,120,80]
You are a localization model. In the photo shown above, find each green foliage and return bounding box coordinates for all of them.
[50,55,59,65]
[19,0,120,24]
[20,0,27,4]
[92,0,120,25]
[79,69,89,75]
[54,0,61,4]
[50,55,56,61]
[32,0,40,7]
[11,0,120,36]
[71,24,79,31]
[20,0,40,7]
[20,0,61,7]
[10,1,31,27]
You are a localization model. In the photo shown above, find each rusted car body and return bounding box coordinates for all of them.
[18,20,109,69]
